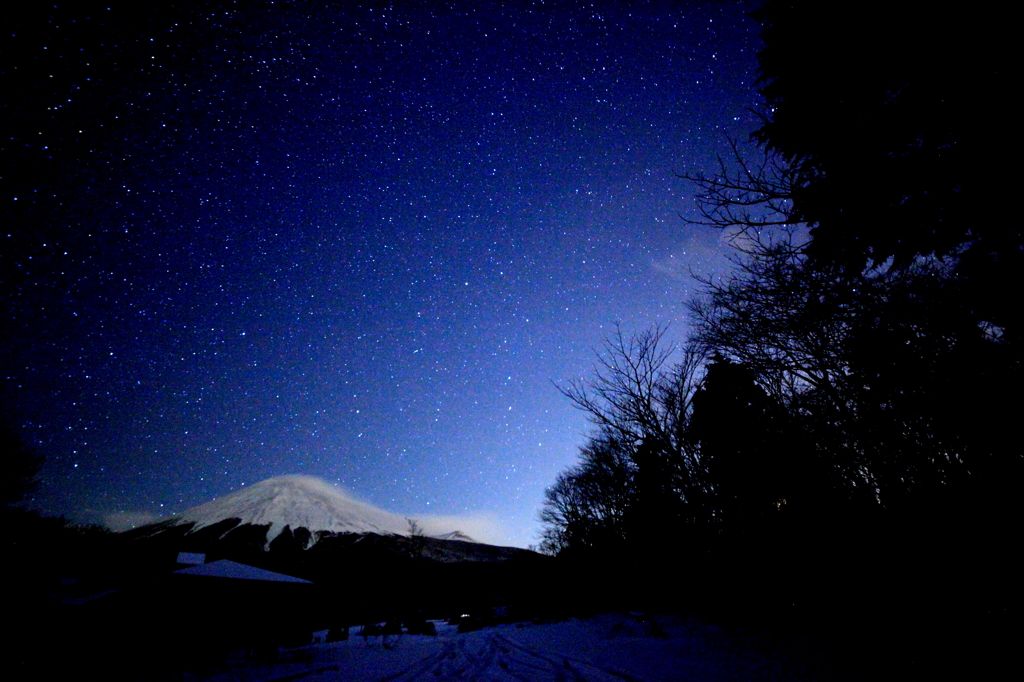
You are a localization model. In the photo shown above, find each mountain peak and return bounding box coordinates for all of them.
[176,475,469,544]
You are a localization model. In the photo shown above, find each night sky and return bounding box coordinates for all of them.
[3,1,761,547]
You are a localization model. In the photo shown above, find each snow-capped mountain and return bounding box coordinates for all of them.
[173,475,471,544]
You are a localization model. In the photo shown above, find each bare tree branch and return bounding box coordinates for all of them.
[678,136,810,252]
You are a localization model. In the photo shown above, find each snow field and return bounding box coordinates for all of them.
[172,613,850,682]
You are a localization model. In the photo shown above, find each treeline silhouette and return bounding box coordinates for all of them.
[540,1,1019,671]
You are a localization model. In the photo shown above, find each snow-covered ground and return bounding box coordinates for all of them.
[162,613,855,682]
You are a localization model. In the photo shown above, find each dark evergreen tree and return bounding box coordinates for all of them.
[0,420,43,509]
[753,0,1020,344]
[690,358,791,522]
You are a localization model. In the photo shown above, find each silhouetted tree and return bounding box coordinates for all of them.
[538,432,636,556]
[556,325,709,512]
[756,2,1006,256]
[688,221,1024,524]
[676,0,1023,527]
[537,4,1020,655]
[0,420,43,509]
[691,357,788,522]
[540,326,714,556]
[406,518,427,559]
[753,0,1020,343]
[680,138,802,243]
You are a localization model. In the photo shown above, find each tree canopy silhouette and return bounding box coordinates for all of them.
[540,6,1022,621]
[753,0,1021,346]
[0,420,43,509]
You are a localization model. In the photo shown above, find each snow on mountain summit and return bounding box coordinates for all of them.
[177,475,463,543]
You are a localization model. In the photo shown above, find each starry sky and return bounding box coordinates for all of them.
[3,1,761,547]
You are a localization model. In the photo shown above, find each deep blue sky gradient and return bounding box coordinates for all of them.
[3,1,761,547]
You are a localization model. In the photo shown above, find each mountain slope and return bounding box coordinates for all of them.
[175,475,419,543]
